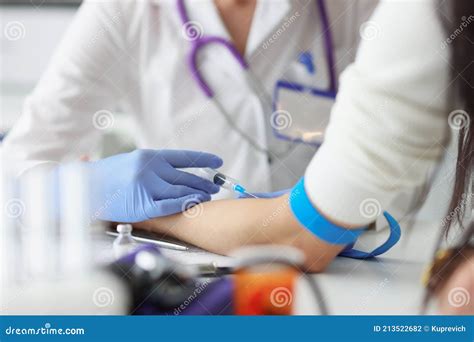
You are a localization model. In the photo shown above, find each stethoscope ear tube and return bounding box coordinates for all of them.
[210,95,270,156]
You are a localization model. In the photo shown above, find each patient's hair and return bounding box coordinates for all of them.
[440,1,474,232]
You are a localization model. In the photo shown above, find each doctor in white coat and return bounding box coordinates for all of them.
[2,0,378,222]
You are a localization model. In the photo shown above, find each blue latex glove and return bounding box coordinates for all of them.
[87,149,223,223]
[238,188,291,199]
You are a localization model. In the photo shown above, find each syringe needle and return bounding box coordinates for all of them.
[242,190,258,198]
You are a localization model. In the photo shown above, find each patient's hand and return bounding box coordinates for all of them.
[134,194,345,272]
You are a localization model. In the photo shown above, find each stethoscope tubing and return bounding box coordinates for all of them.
[178,0,336,158]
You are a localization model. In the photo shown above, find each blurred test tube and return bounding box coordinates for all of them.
[22,166,57,280]
[59,163,92,274]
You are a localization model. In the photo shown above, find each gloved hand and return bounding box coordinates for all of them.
[87,149,223,223]
[238,188,291,199]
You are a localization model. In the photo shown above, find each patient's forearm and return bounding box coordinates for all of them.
[136,195,345,272]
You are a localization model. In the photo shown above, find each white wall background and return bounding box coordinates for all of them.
[1,6,76,131]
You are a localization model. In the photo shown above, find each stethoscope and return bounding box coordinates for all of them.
[177,0,337,159]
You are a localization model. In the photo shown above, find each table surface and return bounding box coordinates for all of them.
[302,219,443,315]
[100,218,448,315]
[157,219,445,315]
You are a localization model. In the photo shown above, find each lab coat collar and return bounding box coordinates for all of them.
[153,0,232,40]
[152,0,294,59]
[246,0,293,58]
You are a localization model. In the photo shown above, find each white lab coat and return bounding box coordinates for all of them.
[1,0,378,196]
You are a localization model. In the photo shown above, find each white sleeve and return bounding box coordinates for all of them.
[1,0,132,165]
[304,0,451,226]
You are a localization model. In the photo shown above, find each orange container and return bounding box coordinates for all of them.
[234,266,298,315]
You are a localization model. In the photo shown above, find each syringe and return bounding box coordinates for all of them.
[201,168,258,198]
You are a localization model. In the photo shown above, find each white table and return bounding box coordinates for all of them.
[303,219,443,315]
[141,218,445,315]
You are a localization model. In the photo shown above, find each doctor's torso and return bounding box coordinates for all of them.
[128,0,378,195]
[2,0,379,196]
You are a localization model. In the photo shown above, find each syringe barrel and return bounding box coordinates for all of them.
[201,168,239,191]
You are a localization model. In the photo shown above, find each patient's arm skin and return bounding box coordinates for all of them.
[135,194,347,272]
